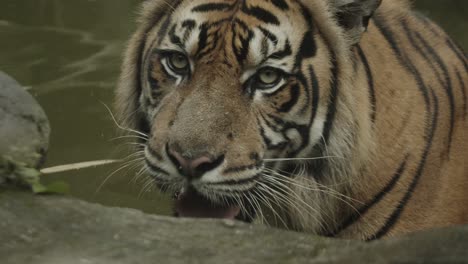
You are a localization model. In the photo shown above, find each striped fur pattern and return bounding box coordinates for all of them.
[116,0,468,240]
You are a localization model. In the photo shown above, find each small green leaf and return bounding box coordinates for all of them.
[32,182,49,194]
[44,181,70,194]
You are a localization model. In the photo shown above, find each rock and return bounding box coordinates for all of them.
[0,72,50,169]
[0,190,467,264]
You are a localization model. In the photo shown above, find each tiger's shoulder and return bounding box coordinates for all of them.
[334,0,468,239]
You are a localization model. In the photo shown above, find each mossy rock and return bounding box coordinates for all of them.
[0,190,467,264]
[0,71,50,170]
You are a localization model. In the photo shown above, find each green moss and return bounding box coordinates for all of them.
[0,155,68,194]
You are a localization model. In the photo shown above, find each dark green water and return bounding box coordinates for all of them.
[0,0,466,215]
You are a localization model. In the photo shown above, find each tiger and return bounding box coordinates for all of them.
[116,0,468,240]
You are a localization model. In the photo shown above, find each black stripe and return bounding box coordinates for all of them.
[309,66,320,126]
[414,12,440,37]
[148,61,159,90]
[258,26,278,45]
[259,113,292,151]
[232,19,254,63]
[356,45,376,123]
[241,4,280,25]
[367,16,436,240]
[168,24,182,46]
[281,123,310,156]
[294,72,310,114]
[261,36,269,58]
[294,1,315,72]
[278,83,300,112]
[413,30,455,154]
[142,97,152,110]
[269,40,292,60]
[150,91,163,102]
[297,1,314,28]
[181,19,196,41]
[402,22,445,90]
[455,69,467,119]
[196,24,209,57]
[197,35,221,61]
[135,41,146,104]
[206,173,262,186]
[372,16,431,105]
[270,0,289,10]
[181,19,196,30]
[137,118,151,140]
[324,156,409,237]
[257,116,273,148]
[195,19,231,60]
[192,3,234,12]
[446,38,468,73]
[261,112,283,133]
[297,30,317,60]
[321,53,339,144]
[156,15,173,46]
[224,162,262,174]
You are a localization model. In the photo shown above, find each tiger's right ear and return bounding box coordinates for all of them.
[331,0,382,44]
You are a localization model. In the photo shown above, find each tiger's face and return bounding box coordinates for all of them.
[136,0,335,220]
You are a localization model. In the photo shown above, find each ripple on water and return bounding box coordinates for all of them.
[0,21,122,94]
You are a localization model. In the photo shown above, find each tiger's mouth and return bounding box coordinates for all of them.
[173,187,254,222]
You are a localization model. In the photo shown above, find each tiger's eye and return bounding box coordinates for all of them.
[258,69,281,86]
[169,53,189,71]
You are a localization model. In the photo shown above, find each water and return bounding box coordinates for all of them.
[0,0,466,215]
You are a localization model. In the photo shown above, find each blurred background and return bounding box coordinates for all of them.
[0,0,466,215]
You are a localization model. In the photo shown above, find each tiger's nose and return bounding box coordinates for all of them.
[167,146,224,179]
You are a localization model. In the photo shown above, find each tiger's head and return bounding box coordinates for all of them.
[117,0,380,231]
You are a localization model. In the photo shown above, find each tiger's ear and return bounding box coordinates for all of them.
[331,0,382,44]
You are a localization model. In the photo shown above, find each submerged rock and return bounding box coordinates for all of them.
[0,190,467,264]
[0,71,50,169]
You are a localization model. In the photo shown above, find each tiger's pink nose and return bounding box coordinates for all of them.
[167,147,224,179]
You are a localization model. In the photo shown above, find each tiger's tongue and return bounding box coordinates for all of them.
[175,189,240,219]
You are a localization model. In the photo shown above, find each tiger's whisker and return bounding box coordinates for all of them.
[110,135,149,142]
[96,157,145,193]
[253,188,289,228]
[263,156,343,162]
[262,168,359,201]
[262,169,363,214]
[101,102,149,139]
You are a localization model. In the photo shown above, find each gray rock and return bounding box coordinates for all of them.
[0,190,467,264]
[0,72,50,169]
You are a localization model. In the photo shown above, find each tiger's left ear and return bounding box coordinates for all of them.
[331,0,382,44]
